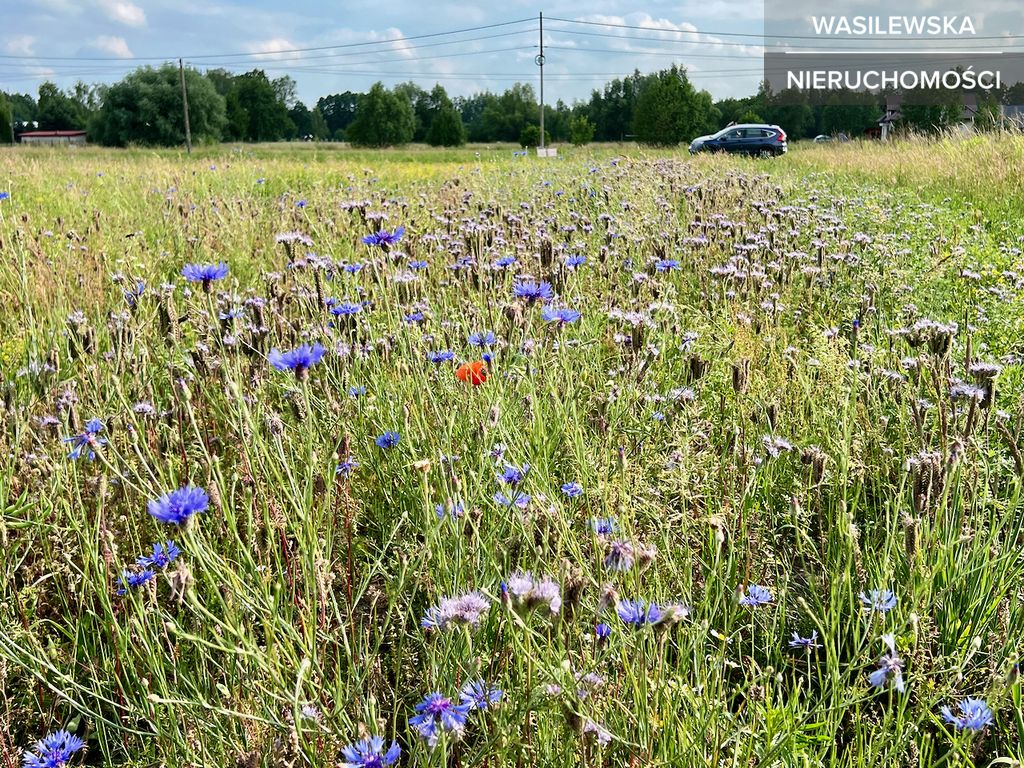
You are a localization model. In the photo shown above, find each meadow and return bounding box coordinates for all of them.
[1,135,1023,768]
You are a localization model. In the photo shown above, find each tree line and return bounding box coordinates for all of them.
[4,63,1024,147]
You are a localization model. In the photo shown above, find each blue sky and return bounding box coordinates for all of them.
[1,0,767,104]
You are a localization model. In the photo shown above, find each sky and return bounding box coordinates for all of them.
[0,0,768,104]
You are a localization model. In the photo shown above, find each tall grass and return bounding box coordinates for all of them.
[0,143,1022,767]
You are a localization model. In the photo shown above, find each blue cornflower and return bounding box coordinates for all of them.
[468,331,496,347]
[590,517,617,536]
[375,432,400,450]
[339,736,401,768]
[541,307,581,325]
[330,302,363,317]
[788,631,820,651]
[513,280,555,303]
[336,459,359,478]
[654,259,681,272]
[348,385,367,398]
[0,191,9,202]
[147,486,209,525]
[404,311,426,324]
[498,463,529,486]
[21,729,85,768]
[868,633,905,693]
[460,680,503,710]
[560,481,583,498]
[116,568,155,595]
[343,262,365,274]
[617,599,663,627]
[123,280,145,308]
[409,260,428,270]
[493,490,530,509]
[269,343,326,378]
[495,255,517,268]
[428,350,455,364]
[595,622,612,640]
[409,692,472,747]
[295,199,307,208]
[941,698,994,732]
[565,254,586,268]
[603,540,635,572]
[435,500,465,520]
[361,225,405,248]
[181,262,229,289]
[136,541,180,569]
[860,588,898,614]
[64,418,107,460]
[218,307,244,321]
[739,584,774,608]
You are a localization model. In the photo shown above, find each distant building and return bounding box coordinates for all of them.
[18,130,87,146]
[878,92,982,140]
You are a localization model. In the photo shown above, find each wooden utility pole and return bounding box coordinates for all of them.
[179,58,192,154]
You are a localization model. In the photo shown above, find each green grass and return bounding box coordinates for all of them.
[1,137,1022,768]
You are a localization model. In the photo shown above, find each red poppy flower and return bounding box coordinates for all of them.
[456,360,487,386]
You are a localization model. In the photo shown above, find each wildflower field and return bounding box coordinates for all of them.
[1,138,1023,768]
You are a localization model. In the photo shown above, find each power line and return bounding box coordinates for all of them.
[0,17,536,62]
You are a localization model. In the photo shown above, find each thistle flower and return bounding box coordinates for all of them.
[339,736,400,768]
[136,541,181,569]
[268,343,326,379]
[739,584,774,608]
[22,729,85,768]
[941,698,994,732]
[501,572,561,615]
[460,680,503,710]
[409,692,471,747]
[147,486,209,525]
[868,633,905,693]
[64,418,107,460]
[421,591,490,631]
[859,588,897,614]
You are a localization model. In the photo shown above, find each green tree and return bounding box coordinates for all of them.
[36,82,88,131]
[226,70,293,142]
[346,82,415,147]
[632,65,707,147]
[737,110,764,124]
[482,83,537,142]
[426,104,466,147]
[764,89,816,138]
[2,91,37,131]
[0,94,13,143]
[92,64,226,147]
[569,115,595,146]
[518,124,550,147]
[287,101,314,139]
[316,92,360,139]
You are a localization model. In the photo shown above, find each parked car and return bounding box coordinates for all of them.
[689,124,788,157]
[813,134,832,143]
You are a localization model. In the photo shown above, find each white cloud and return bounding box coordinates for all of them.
[97,0,146,27]
[3,34,36,56]
[93,35,134,58]
[246,37,299,60]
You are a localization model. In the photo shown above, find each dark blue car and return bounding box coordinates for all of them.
[689,124,788,157]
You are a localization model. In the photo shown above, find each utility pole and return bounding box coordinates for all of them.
[179,58,192,154]
[536,11,545,151]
